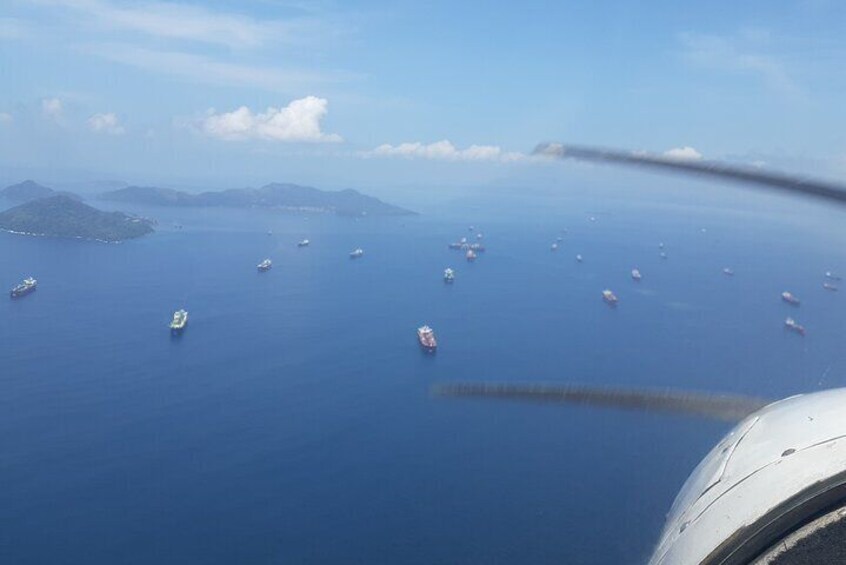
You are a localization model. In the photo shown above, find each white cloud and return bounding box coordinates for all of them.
[41,98,63,120]
[677,31,799,95]
[83,44,347,93]
[200,96,341,143]
[0,112,12,124]
[31,0,334,49]
[369,140,524,162]
[0,17,29,40]
[88,112,125,135]
[663,146,703,160]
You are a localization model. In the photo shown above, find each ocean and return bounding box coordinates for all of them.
[2,187,846,564]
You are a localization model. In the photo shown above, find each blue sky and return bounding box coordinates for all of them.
[1,0,845,191]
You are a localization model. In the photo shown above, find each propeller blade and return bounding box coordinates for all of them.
[534,143,846,205]
[432,382,770,423]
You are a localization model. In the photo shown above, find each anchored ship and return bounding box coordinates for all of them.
[602,289,618,305]
[10,277,37,298]
[257,258,272,272]
[466,249,477,262]
[782,291,800,305]
[298,239,310,247]
[825,271,841,281]
[785,317,806,336]
[169,309,188,332]
[631,268,642,281]
[823,282,839,291]
[723,267,735,276]
[443,268,455,283]
[551,242,559,251]
[576,254,583,262]
[417,325,437,352]
[350,248,364,259]
[448,242,462,250]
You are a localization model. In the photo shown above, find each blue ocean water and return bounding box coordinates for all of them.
[3,190,846,564]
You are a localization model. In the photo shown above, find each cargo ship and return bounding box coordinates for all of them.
[10,277,37,298]
[823,282,839,292]
[417,325,437,352]
[298,239,310,247]
[350,248,364,259]
[825,271,841,281]
[785,317,805,336]
[443,268,455,283]
[602,289,618,305]
[631,268,642,281]
[466,249,477,262]
[257,258,272,272]
[169,309,188,332]
[782,291,800,306]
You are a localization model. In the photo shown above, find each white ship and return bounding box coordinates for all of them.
[169,309,188,332]
[782,291,800,306]
[602,289,618,305]
[785,317,805,335]
[350,248,364,259]
[631,268,642,281]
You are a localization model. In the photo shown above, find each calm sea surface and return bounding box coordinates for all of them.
[2,190,846,564]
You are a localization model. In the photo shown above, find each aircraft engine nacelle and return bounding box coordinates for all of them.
[650,388,846,564]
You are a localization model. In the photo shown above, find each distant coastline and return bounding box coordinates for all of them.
[100,183,416,217]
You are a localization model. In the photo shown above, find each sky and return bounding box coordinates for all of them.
[1,0,845,192]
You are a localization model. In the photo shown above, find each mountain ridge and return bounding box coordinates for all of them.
[100,182,416,216]
[0,194,154,242]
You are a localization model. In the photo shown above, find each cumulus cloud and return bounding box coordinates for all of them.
[369,140,524,162]
[42,97,63,120]
[200,96,341,143]
[663,146,703,161]
[88,112,125,135]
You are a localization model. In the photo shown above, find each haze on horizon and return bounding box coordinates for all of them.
[1,0,845,194]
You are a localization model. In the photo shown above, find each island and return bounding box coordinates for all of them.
[0,195,154,242]
[100,182,416,216]
[0,180,82,203]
